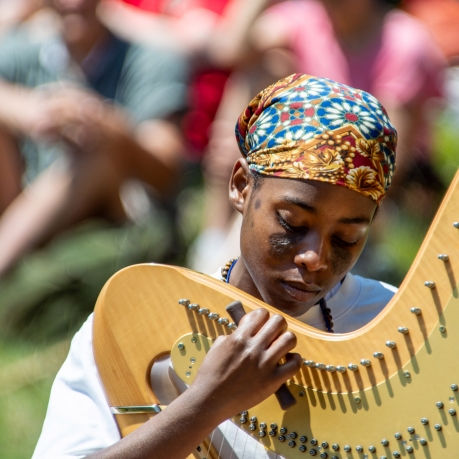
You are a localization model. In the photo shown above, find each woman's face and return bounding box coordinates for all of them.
[230,163,377,317]
[53,0,98,16]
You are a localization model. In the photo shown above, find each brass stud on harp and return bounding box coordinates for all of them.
[336,365,347,373]
[198,308,210,315]
[227,322,237,330]
[360,359,371,367]
[217,317,229,325]
[453,222,459,229]
[424,281,436,289]
[178,299,190,306]
[410,307,422,315]
[386,341,397,349]
[188,303,199,311]
[438,254,449,261]
[315,363,326,371]
[207,312,220,320]
[373,352,384,359]
[326,365,336,373]
[348,363,359,372]
[398,327,409,335]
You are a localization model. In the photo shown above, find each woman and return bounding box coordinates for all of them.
[33,73,397,459]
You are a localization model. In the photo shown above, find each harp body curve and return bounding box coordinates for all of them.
[93,171,459,458]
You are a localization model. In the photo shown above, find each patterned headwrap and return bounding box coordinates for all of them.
[235,74,397,205]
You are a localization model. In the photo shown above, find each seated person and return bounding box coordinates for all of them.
[0,0,188,278]
[32,73,398,458]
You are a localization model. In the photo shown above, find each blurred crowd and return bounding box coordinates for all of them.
[0,0,456,341]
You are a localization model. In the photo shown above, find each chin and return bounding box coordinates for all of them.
[262,291,316,317]
[62,14,93,40]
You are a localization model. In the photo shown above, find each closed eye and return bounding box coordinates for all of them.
[332,237,359,248]
[276,212,306,233]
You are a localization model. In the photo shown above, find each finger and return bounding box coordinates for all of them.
[265,330,298,363]
[235,308,270,337]
[252,313,289,349]
[273,352,303,382]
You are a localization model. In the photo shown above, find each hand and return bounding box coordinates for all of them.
[189,308,302,420]
[30,85,131,159]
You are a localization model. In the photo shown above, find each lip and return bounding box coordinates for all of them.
[280,280,322,303]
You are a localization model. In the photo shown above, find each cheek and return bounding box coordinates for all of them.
[268,232,302,259]
[331,246,356,276]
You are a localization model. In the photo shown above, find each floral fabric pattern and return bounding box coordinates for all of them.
[236,74,397,204]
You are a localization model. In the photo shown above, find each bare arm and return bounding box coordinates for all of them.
[205,0,275,68]
[87,309,301,459]
[98,0,275,69]
[0,83,183,275]
[0,81,184,193]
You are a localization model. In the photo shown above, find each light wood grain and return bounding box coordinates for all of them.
[93,170,459,458]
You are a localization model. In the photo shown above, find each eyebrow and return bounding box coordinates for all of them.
[283,196,372,225]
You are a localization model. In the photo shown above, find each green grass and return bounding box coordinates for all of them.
[0,339,68,459]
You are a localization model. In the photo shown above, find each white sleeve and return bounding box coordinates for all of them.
[32,313,121,459]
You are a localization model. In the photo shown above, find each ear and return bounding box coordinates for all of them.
[229,158,251,214]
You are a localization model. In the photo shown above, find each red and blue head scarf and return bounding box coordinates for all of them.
[235,74,397,205]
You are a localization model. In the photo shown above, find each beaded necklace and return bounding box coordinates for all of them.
[221,258,334,333]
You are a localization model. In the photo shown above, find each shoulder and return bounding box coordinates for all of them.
[123,41,189,78]
[328,273,397,333]
[0,28,41,71]
[117,41,189,121]
[354,273,397,292]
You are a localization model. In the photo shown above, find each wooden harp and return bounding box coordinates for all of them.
[93,171,459,458]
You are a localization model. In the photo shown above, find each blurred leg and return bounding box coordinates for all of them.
[0,127,23,215]
[0,149,126,277]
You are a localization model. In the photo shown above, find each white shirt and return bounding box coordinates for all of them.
[32,272,396,459]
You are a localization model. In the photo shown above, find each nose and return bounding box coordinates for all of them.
[293,234,328,272]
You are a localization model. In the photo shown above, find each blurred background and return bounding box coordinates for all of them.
[0,0,458,457]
